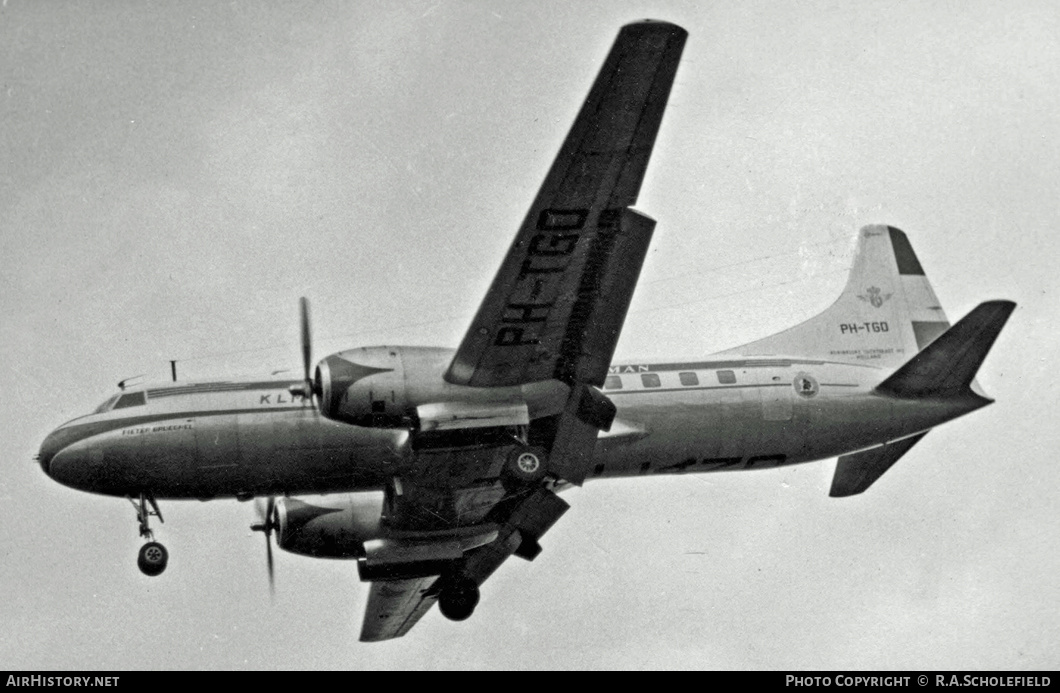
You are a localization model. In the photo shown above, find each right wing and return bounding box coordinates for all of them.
[445,20,686,389]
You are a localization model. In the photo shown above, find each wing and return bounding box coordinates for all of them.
[359,20,687,643]
[360,577,437,642]
[445,20,687,389]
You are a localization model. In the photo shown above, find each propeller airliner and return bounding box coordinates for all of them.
[38,21,1014,641]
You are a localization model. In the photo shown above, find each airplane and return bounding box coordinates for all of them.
[37,20,1015,642]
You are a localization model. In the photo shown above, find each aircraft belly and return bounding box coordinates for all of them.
[89,409,408,500]
[595,387,764,477]
[100,419,199,496]
[233,410,407,497]
[195,415,242,492]
[594,381,979,481]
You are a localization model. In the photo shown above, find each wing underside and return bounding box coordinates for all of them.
[358,443,570,642]
[361,577,437,641]
[445,21,686,389]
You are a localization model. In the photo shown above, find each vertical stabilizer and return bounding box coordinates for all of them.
[721,226,950,369]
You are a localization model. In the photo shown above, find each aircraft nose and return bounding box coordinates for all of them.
[38,425,90,489]
[38,428,63,478]
[46,447,91,489]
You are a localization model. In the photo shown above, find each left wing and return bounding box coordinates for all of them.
[359,445,569,642]
[361,577,437,642]
[445,20,686,389]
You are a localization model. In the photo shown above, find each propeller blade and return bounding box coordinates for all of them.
[251,496,278,596]
[253,497,267,524]
[265,530,275,596]
[300,297,312,385]
[289,297,318,404]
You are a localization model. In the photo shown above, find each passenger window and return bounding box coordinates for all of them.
[641,373,661,388]
[679,372,699,386]
[716,370,736,385]
[603,375,623,390]
[113,392,147,409]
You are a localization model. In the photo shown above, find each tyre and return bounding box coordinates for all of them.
[137,541,169,577]
[504,446,548,483]
[438,580,480,622]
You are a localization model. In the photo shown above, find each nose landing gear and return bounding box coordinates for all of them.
[129,491,168,577]
[137,541,169,577]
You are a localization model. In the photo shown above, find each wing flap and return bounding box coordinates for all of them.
[359,577,437,642]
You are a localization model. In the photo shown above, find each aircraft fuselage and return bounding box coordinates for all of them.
[39,352,986,500]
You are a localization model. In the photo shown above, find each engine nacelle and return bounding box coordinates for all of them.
[317,346,413,428]
[274,493,384,559]
[272,493,500,582]
[315,345,568,430]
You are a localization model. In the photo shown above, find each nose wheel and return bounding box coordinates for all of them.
[137,541,169,576]
[129,491,168,577]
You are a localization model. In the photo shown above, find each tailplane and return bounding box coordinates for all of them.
[829,300,1014,496]
[875,300,1016,399]
[829,432,928,497]
[721,225,951,369]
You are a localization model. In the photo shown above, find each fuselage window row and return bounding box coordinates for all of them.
[603,370,737,390]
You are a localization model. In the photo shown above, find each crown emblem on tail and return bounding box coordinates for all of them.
[858,286,893,308]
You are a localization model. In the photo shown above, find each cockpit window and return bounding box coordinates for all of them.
[93,395,120,414]
[113,392,147,409]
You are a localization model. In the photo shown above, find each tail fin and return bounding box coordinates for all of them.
[722,225,951,368]
[876,300,1016,399]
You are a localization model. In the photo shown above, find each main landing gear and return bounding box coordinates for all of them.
[129,491,168,577]
[438,576,480,622]
[504,446,549,484]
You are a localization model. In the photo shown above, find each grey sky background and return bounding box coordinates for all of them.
[2,0,1058,670]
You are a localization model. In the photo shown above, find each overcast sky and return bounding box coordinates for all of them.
[2,0,1058,670]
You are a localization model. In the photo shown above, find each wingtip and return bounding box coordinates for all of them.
[983,299,1017,312]
[621,19,688,37]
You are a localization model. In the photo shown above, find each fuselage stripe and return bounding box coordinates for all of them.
[146,381,298,398]
[608,358,881,373]
[604,383,859,396]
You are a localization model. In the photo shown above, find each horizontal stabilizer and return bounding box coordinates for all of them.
[876,300,1015,399]
[830,433,927,497]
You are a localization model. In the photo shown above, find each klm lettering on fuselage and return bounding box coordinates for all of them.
[259,392,307,405]
[609,364,649,374]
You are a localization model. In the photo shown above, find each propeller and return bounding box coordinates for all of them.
[250,496,278,595]
[288,297,320,404]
